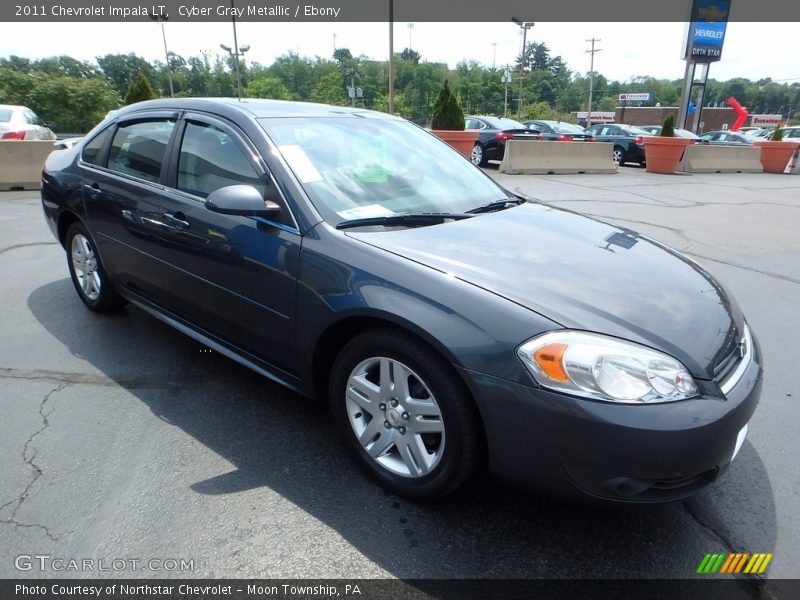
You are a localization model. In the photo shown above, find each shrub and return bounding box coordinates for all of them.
[125,72,156,105]
[660,113,675,137]
[771,127,783,141]
[431,80,464,130]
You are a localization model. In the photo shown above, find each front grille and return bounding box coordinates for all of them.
[715,345,743,383]
[718,324,753,396]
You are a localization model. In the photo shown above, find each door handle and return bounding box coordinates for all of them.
[163,212,190,230]
[84,183,101,200]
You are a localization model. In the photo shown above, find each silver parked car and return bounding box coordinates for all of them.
[0,104,57,141]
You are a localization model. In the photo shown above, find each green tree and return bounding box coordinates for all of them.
[520,101,555,121]
[245,76,290,100]
[0,67,118,132]
[431,79,464,130]
[400,48,421,64]
[311,71,347,105]
[97,53,156,98]
[125,72,157,105]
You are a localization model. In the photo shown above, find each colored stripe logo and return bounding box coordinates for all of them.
[697,552,773,574]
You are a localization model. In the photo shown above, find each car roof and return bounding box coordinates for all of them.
[0,104,28,111]
[114,98,403,121]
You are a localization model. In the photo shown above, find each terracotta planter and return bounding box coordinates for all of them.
[753,141,797,174]
[431,130,479,159]
[642,137,693,174]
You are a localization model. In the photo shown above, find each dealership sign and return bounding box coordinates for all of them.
[575,111,616,123]
[684,0,730,63]
[618,93,651,102]
[751,115,783,126]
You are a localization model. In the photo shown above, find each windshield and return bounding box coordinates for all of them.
[480,116,525,130]
[260,117,509,224]
[552,122,585,134]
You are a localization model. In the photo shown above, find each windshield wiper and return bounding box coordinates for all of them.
[467,197,527,214]
[336,212,474,230]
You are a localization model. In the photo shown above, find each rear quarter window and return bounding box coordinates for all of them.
[81,127,113,166]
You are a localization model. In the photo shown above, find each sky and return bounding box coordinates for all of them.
[0,21,798,85]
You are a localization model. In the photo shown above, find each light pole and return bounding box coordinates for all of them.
[511,18,534,117]
[407,23,414,50]
[220,43,249,101]
[388,0,394,114]
[585,38,601,128]
[501,66,512,117]
[221,0,248,101]
[150,13,174,97]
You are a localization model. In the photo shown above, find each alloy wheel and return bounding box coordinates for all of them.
[471,144,484,166]
[345,356,445,478]
[70,233,101,301]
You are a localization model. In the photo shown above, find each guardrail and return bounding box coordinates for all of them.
[0,141,57,191]
[678,145,763,173]
[500,140,617,175]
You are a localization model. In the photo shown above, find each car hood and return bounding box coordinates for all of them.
[347,203,745,380]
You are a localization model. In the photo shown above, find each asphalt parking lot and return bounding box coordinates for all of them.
[1,167,798,580]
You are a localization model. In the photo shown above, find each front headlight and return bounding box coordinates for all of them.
[517,331,698,404]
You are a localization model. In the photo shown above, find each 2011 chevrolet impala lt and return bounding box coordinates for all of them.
[41,99,762,502]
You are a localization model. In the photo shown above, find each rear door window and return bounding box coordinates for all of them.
[107,119,175,183]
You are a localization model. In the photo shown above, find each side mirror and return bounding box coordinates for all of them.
[205,185,280,217]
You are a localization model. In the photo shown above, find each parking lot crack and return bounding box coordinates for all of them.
[0,242,59,256]
[0,383,71,541]
[683,253,800,286]
[682,499,736,552]
[0,367,158,387]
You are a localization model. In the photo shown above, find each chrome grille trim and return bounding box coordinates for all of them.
[720,324,753,396]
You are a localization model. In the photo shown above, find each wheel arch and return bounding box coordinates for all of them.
[57,210,83,248]
[311,313,466,403]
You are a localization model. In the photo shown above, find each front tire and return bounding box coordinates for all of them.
[65,222,126,313]
[330,329,482,500]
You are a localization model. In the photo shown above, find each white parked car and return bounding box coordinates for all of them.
[0,104,57,140]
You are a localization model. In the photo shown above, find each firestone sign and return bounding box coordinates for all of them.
[618,93,651,102]
[685,0,730,63]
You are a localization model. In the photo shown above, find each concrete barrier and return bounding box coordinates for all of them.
[786,143,800,174]
[678,144,763,173]
[0,141,56,191]
[500,140,617,175]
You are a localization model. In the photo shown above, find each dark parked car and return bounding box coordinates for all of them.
[700,130,753,146]
[769,126,800,141]
[42,99,762,502]
[522,120,594,141]
[583,123,651,165]
[465,115,541,167]
[639,125,702,142]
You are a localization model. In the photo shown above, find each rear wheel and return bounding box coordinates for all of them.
[65,222,126,313]
[612,146,626,165]
[471,143,487,167]
[330,329,482,500]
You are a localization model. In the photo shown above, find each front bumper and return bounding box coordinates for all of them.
[457,343,762,503]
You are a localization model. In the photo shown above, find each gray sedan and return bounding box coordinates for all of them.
[41,98,762,502]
